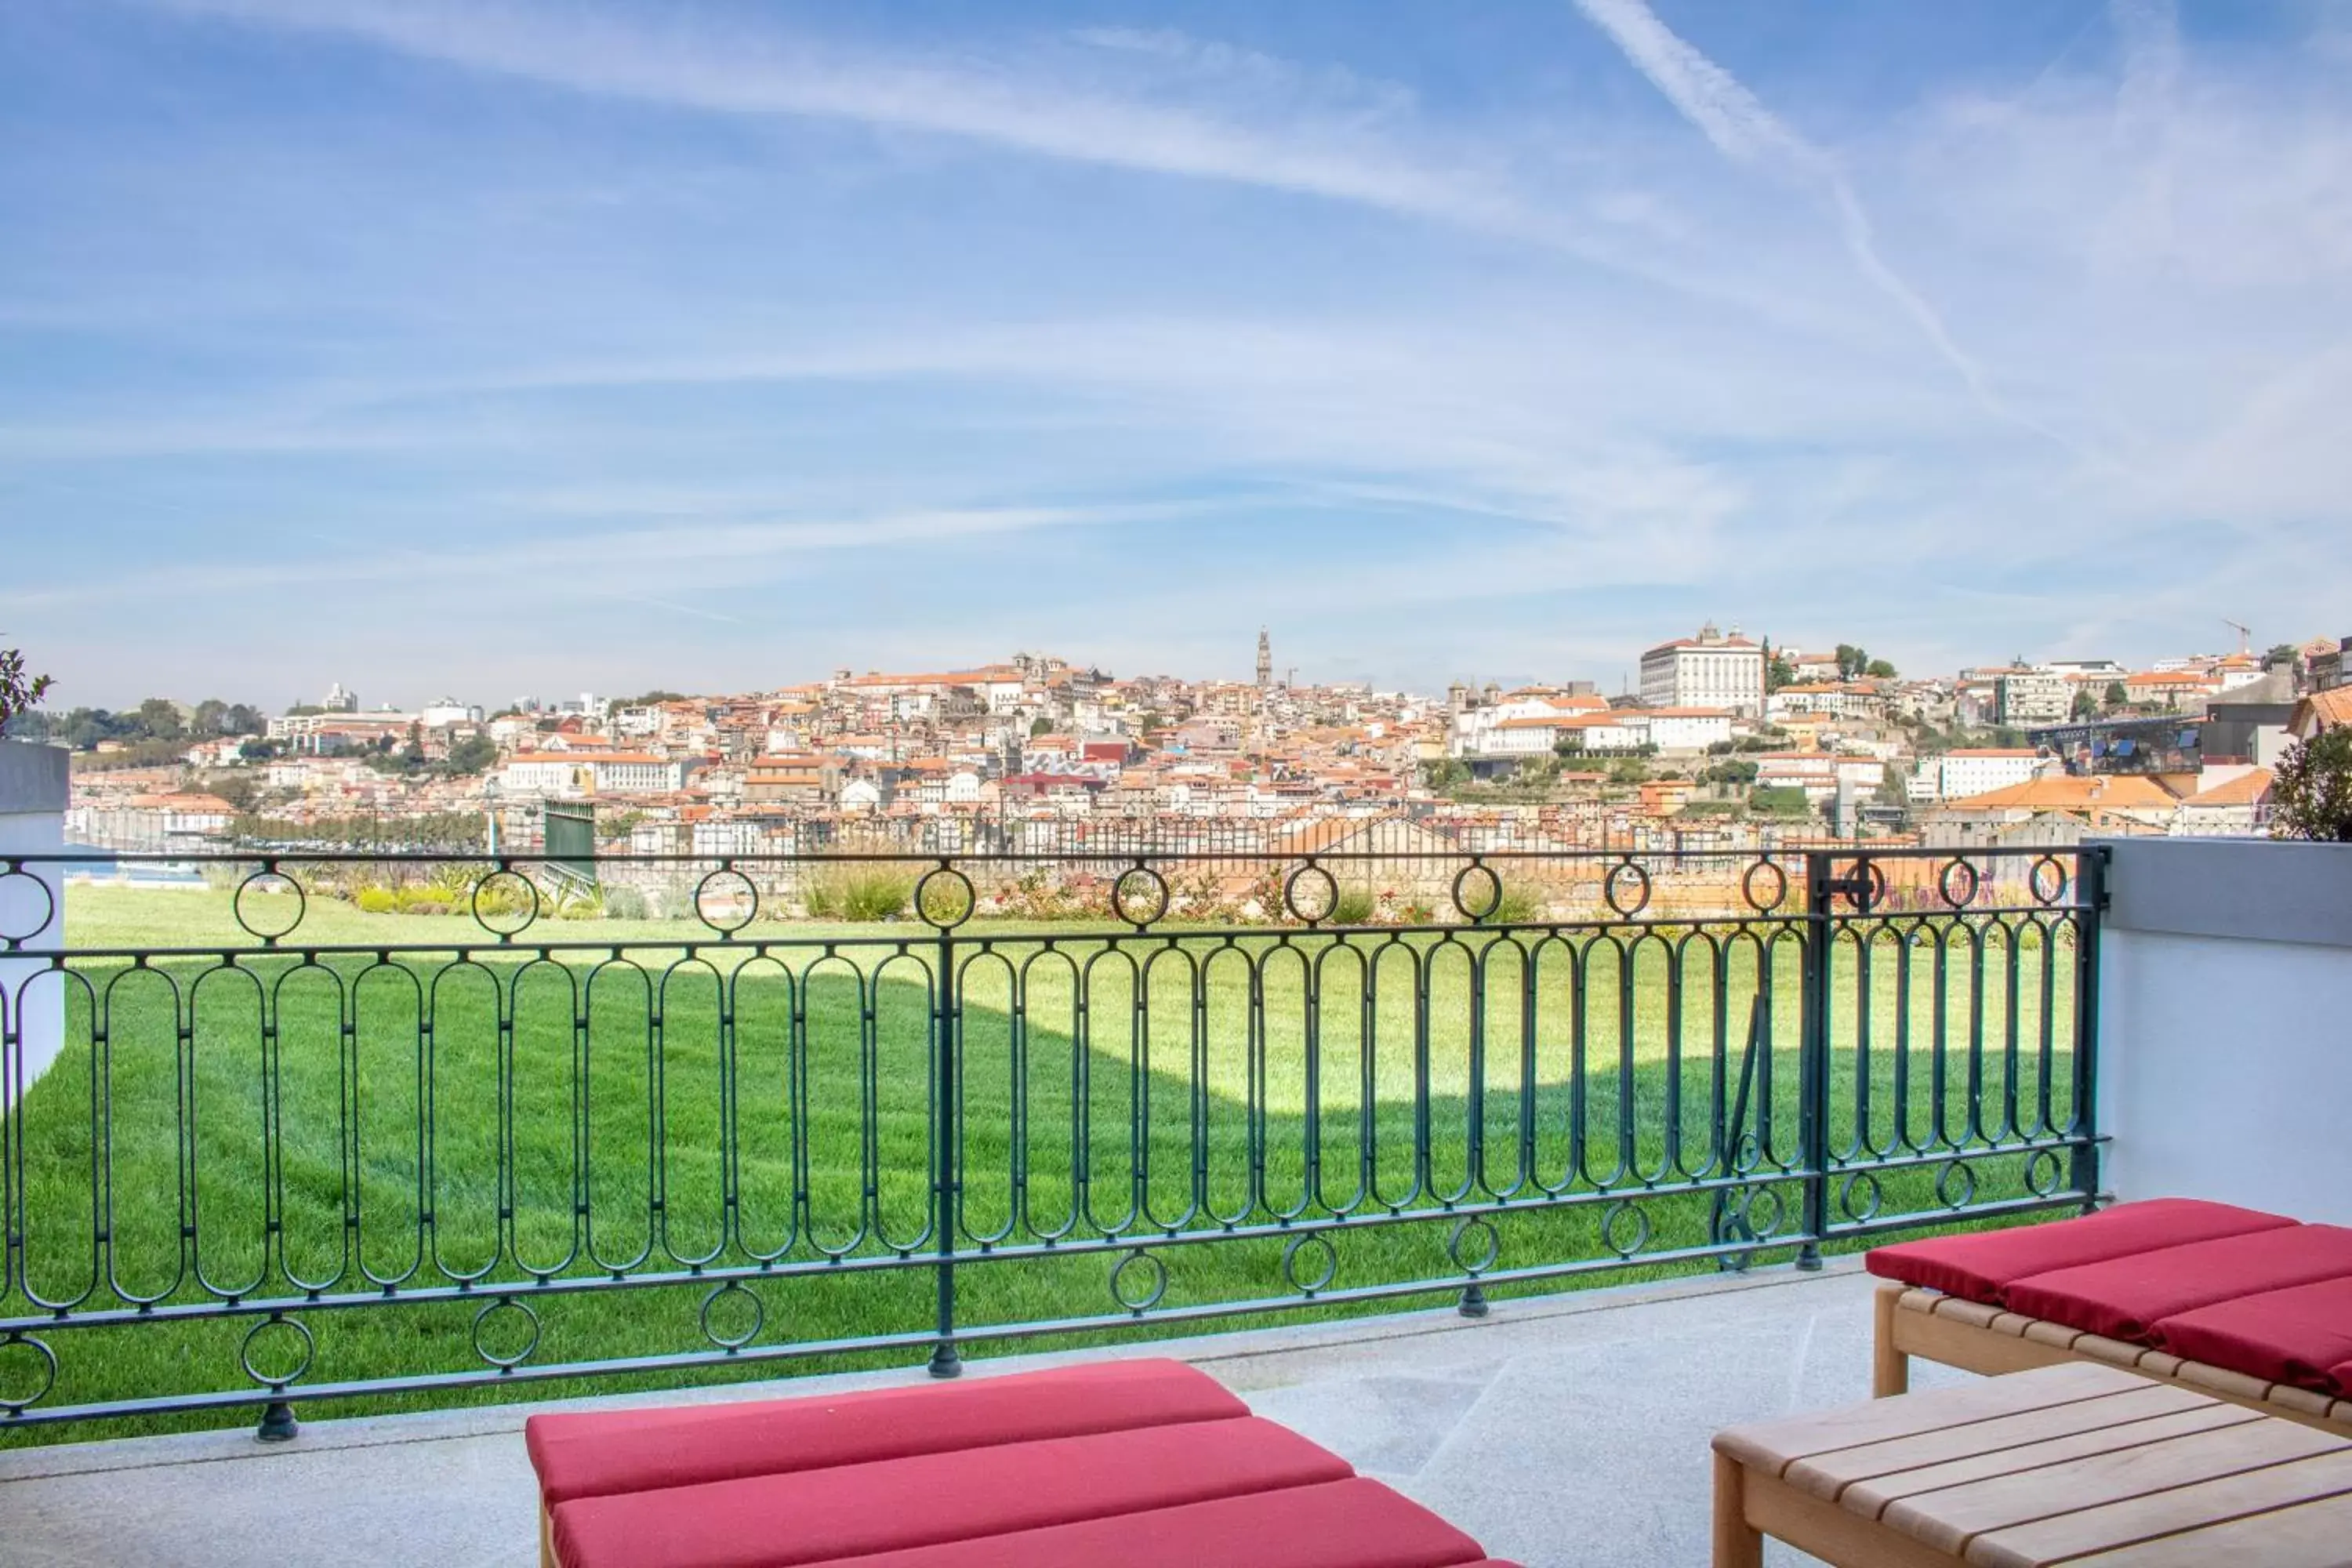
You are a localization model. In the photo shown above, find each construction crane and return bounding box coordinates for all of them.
[2222,618,2251,656]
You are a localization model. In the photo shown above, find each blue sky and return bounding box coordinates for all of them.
[4,1,2348,710]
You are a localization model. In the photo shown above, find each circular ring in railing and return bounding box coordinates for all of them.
[693,867,760,935]
[1832,859,1889,913]
[915,866,976,930]
[0,1332,58,1413]
[471,1296,543,1370]
[1602,1200,1651,1259]
[1935,1160,1978,1211]
[1732,1131,1765,1178]
[1447,1216,1500,1276]
[699,1280,766,1351]
[1938,858,1980,911]
[239,1313,315,1388]
[1451,862,1502,923]
[1741,1185,1788,1239]
[1109,1248,1167,1315]
[1283,862,1340,925]
[1281,1232,1339,1297]
[2029,856,2070,908]
[1112,865,1170,927]
[233,867,307,943]
[1740,859,1788,916]
[1838,1171,1883,1224]
[1603,860,1651,920]
[470,868,540,939]
[0,866,56,947]
[2024,1149,2064,1200]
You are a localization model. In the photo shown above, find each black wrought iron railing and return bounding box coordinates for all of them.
[0,840,2103,1438]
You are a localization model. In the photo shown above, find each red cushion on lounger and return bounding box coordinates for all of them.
[782,1477,1490,1568]
[527,1359,1244,1504]
[549,1414,1351,1568]
[1862,1200,2295,1305]
[2004,1224,2352,1343]
[2333,1360,2352,1399]
[2150,1276,2352,1392]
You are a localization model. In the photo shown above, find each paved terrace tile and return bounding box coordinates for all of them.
[0,1260,1966,1566]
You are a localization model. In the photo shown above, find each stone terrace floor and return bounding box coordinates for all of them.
[0,1259,1973,1566]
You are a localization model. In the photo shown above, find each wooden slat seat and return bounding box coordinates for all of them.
[1713,1362,2352,1566]
[1876,1283,2352,1438]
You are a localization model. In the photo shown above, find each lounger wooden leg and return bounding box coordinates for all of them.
[1712,1450,1762,1568]
[1873,1284,1909,1398]
[540,1503,557,1568]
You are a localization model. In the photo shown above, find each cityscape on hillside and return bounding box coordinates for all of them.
[20,621,2351,862]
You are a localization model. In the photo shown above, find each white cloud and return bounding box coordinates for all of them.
[13,2,2352,700]
[1567,0,2073,452]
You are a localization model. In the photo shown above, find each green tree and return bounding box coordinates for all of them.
[0,640,52,733]
[1864,658,1897,680]
[2270,729,2352,841]
[134,697,186,740]
[1029,716,1052,736]
[205,771,262,812]
[191,699,230,737]
[1834,644,1867,681]
[1766,652,1797,693]
[1748,785,1812,817]
[2264,643,2299,671]
[2071,688,2100,720]
[224,703,265,735]
[437,734,499,775]
[2103,681,2128,710]
[1419,757,1470,793]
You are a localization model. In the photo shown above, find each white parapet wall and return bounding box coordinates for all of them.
[2094,836,2352,1225]
[0,739,68,1104]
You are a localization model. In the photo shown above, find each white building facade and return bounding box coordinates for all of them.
[1938,749,2044,800]
[1639,624,1765,717]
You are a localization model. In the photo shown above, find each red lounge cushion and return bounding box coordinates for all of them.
[2151,1277,2352,1392]
[1863,1200,2295,1305]
[550,1414,1352,1568]
[2334,1360,2352,1399]
[783,1477,1490,1568]
[2005,1225,2352,1343]
[527,1358,1243,1504]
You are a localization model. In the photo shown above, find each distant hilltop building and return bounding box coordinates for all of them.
[321,681,358,713]
[1639,622,1764,717]
[1256,629,1273,689]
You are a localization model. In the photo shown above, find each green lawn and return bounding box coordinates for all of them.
[0,886,2088,1442]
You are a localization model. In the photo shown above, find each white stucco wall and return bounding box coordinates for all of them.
[2095,838,2352,1225]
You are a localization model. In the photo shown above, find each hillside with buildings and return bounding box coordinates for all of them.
[25,626,2352,862]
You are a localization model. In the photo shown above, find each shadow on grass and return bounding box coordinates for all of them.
[2,935,2082,1443]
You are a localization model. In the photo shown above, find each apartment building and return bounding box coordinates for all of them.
[1994,669,2070,726]
[1639,623,1765,717]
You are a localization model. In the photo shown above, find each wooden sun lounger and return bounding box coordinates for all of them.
[1875,1282,2352,1439]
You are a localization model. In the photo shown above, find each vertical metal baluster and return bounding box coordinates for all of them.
[1466,935,1486,1199]
[2003,913,2024,1145]
[1892,925,1914,1156]
[1795,852,1833,1270]
[254,954,296,1443]
[927,881,960,1378]
[1567,939,1588,1189]
[2069,850,2106,1209]
[1517,935,1537,1196]
[498,959,517,1272]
